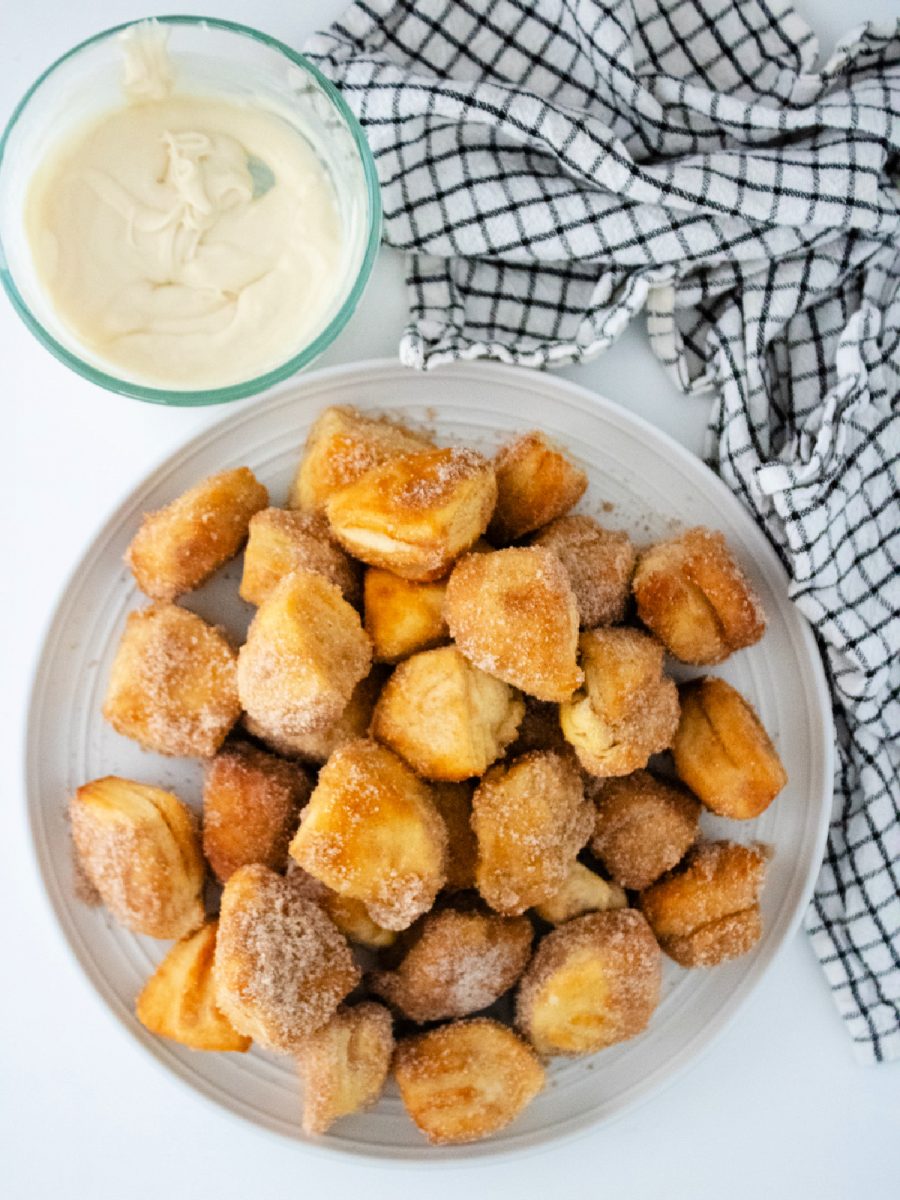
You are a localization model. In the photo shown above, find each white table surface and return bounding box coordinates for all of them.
[4,1,899,1196]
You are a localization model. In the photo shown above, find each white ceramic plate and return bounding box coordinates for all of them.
[25,360,832,1161]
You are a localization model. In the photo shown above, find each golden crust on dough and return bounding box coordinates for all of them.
[70,776,205,939]
[559,627,678,777]
[371,908,533,1022]
[472,750,593,915]
[516,909,661,1056]
[289,738,448,931]
[640,840,768,967]
[103,603,240,757]
[532,515,635,627]
[136,920,250,1052]
[588,769,700,890]
[533,862,627,925]
[673,677,787,819]
[632,527,766,665]
[489,431,587,543]
[202,741,311,882]
[371,645,524,782]
[296,1002,395,1135]
[289,406,434,513]
[240,508,360,607]
[213,864,359,1052]
[243,669,383,765]
[394,1018,545,1145]
[237,569,372,739]
[126,467,268,602]
[445,547,582,702]
[326,447,497,581]
[364,568,448,662]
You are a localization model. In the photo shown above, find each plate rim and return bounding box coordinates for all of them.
[22,357,834,1163]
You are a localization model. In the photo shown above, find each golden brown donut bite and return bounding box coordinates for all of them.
[394,1018,544,1145]
[431,783,478,891]
[126,467,268,602]
[559,627,679,777]
[70,777,205,939]
[243,669,383,765]
[325,447,497,581]
[136,921,250,1052]
[202,741,312,882]
[296,1003,394,1135]
[489,431,587,544]
[237,569,372,739]
[363,568,448,662]
[533,863,627,925]
[673,677,787,819]
[589,770,701,890]
[239,508,360,607]
[370,909,533,1022]
[371,645,524,781]
[444,547,582,702]
[640,841,768,967]
[532,515,635,627]
[214,864,360,1052]
[472,750,593,915]
[289,738,447,930]
[516,909,661,1056]
[632,527,765,664]
[103,603,240,757]
[289,405,434,513]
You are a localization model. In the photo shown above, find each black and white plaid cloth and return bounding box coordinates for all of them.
[305,0,900,1063]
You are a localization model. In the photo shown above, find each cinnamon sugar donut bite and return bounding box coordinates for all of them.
[214,864,360,1053]
[289,405,434,513]
[244,669,384,765]
[239,508,360,607]
[640,841,769,967]
[136,921,250,1052]
[516,909,661,1056]
[533,515,635,627]
[363,568,449,662]
[370,908,533,1022]
[394,1019,545,1145]
[673,677,787,819]
[444,547,582,702]
[472,750,593,915]
[589,770,700,890]
[296,1002,394,1135]
[202,741,311,883]
[371,645,524,781]
[103,603,240,757]
[632,527,766,665]
[126,467,268,602]
[325,447,497,581]
[289,738,448,931]
[237,569,372,740]
[559,627,679,777]
[489,431,587,544]
[71,776,205,939]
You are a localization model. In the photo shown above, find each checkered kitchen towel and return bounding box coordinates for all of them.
[305,0,900,1061]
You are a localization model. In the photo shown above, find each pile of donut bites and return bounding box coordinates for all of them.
[70,406,788,1146]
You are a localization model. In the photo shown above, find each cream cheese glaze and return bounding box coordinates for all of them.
[25,23,344,389]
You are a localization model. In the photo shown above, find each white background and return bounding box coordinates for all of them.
[3,1,899,1196]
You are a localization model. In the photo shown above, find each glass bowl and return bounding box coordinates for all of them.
[0,15,381,406]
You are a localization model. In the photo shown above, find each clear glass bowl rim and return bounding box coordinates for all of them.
[0,13,383,407]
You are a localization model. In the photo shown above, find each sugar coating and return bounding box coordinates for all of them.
[516,909,662,1056]
[533,515,635,627]
[103,603,240,757]
[589,769,700,890]
[489,431,587,543]
[296,1002,395,1135]
[240,507,361,606]
[214,864,359,1052]
[371,908,533,1022]
[445,547,582,702]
